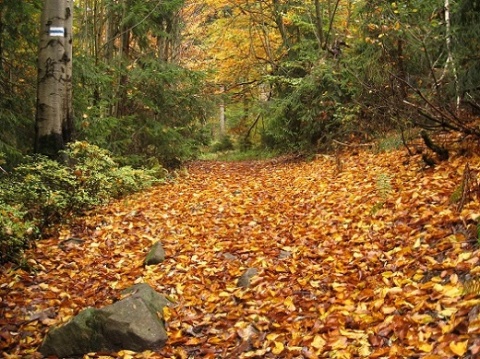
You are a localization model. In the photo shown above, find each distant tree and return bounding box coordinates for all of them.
[0,0,40,164]
[35,0,74,159]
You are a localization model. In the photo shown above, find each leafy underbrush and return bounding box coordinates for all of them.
[200,147,279,162]
[0,141,163,265]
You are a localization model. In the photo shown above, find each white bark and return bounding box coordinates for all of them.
[219,85,226,136]
[442,0,460,111]
[35,0,73,157]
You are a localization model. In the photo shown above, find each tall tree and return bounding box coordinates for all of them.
[0,1,40,163]
[35,0,74,158]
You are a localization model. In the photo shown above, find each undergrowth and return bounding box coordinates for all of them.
[0,141,164,265]
[200,148,279,162]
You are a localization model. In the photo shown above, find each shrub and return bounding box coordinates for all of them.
[262,62,358,152]
[0,141,163,265]
[5,155,78,226]
[211,135,235,152]
[0,203,36,264]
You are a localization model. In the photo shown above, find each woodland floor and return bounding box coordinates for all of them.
[2,147,480,358]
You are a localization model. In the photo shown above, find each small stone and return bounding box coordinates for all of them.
[58,237,85,251]
[145,241,165,265]
[222,252,238,260]
[237,268,258,288]
[278,250,292,260]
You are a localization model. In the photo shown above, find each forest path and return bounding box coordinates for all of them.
[3,150,480,358]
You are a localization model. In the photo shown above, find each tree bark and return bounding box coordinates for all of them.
[443,0,460,111]
[35,0,73,158]
[219,85,226,136]
[314,0,324,50]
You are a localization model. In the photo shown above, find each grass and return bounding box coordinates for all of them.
[198,148,280,162]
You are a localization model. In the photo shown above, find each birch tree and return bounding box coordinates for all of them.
[35,0,73,158]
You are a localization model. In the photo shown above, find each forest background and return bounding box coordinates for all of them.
[2,0,480,165]
[1,0,480,264]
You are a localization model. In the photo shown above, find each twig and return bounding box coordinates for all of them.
[0,165,7,174]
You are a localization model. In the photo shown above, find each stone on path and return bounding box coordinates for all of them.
[145,241,166,265]
[39,283,170,358]
[237,268,258,288]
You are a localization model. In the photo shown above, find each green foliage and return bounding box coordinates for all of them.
[0,0,40,167]
[0,142,163,264]
[199,148,278,162]
[453,0,480,104]
[75,58,212,168]
[0,203,36,264]
[6,155,78,226]
[450,184,463,204]
[371,173,393,214]
[375,134,403,153]
[377,173,392,201]
[211,135,235,152]
[263,62,358,151]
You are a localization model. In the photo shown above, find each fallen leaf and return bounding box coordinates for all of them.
[449,340,468,356]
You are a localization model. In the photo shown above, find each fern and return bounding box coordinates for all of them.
[449,184,463,204]
[370,173,393,214]
[463,277,480,296]
[376,173,392,201]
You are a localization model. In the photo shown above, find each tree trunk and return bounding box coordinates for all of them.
[443,0,460,111]
[35,0,74,158]
[314,0,324,50]
[219,85,226,136]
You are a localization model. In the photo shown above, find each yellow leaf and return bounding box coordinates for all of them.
[433,283,462,297]
[410,313,434,324]
[311,334,326,349]
[284,296,296,311]
[266,333,279,341]
[413,237,421,248]
[382,306,396,314]
[418,342,433,352]
[339,329,366,340]
[272,341,284,355]
[162,306,172,321]
[449,340,468,356]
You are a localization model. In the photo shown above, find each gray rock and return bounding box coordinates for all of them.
[39,283,169,358]
[237,268,258,288]
[278,249,292,260]
[145,241,165,265]
[58,237,85,251]
[221,252,238,260]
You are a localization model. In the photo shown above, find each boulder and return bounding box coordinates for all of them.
[145,241,166,265]
[39,283,170,358]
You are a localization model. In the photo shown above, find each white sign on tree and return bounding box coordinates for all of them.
[49,27,65,37]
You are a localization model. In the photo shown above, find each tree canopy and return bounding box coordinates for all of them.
[0,0,478,161]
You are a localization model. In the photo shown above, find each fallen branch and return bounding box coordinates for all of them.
[420,130,449,161]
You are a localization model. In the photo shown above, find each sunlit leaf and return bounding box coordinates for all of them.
[272,341,285,355]
[449,340,468,356]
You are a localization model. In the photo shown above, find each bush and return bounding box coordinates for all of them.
[0,203,36,264]
[0,141,163,265]
[211,135,235,152]
[5,155,78,226]
[262,62,358,152]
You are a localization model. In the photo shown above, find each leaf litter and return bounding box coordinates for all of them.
[2,149,480,358]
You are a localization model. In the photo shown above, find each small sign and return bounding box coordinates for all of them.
[49,27,65,37]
